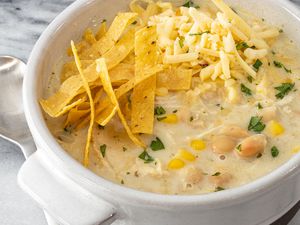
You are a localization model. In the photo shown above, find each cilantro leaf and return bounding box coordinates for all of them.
[100,144,106,157]
[182,0,199,8]
[212,172,221,176]
[215,186,225,192]
[241,83,252,96]
[273,61,292,73]
[253,59,263,72]
[154,106,166,116]
[236,42,249,50]
[150,137,165,151]
[274,83,295,99]
[138,150,154,163]
[247,76,254,83]
[271,146,279,157]
[248,116,266,133]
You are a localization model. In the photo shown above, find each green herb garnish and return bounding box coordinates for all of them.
[236,144,242,152]
[123,147,127,152]
[173,109,178,113]
[212,172,221,176]
[271,146,279,158]
[100,144,107,157]
[157,116,167,121]
[154,106,166,116]
[189,31,209,36]
[257,103,263,109]
[279,29,283,33]
[253,59,263,72]
[236,42,249,50]
[190,116,194,122]
[132,21,137,25]
[241,83,252,96]
[179,36,185,48]
[215,186,225,192]
[150,137,165,151]
[248,116,266,133]
[273,61,292,73]
[274,83,295,99]
[182,0,199,8]
[138,150,155,163]
[247,76,254,83]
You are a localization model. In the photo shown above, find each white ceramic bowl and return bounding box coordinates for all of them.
[18,0,300,225]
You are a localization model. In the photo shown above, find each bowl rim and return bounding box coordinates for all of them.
[24,0,300,207]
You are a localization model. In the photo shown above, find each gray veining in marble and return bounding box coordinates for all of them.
[0,0,300,225]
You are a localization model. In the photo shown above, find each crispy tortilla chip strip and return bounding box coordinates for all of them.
[96,58,145,148]
[96,21,107,40]
[61,60,93,82]
[81,13,137,59]
[157,68,193,90]
[103,29,135,70]
[131,75,156,134]
[135,26,161,82]
[71,41,95,167]
[131,26,159,134]
[41,31,135,118]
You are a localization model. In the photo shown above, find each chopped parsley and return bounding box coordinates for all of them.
[215,186,225,192]
[138,150,154,163]
[273,61,292,73]
[154,106,166,116]
[150,137,165,151]
[190,116,194,122]
[253,59,263,72]
[236,144,242,152]
[279,29,284,33]
[274,83,295,99]
[100,144,107,157]
[182,0,199,8]
[271,146,279,158]
[236,42,249,51]
[189,31,209,36]
[179,36,185,48]
[248,116,266,133]
[157,116,167,121]
[212,172,221,176]
[241,83,252,96]
[257,103,263,109]
[122,146,127,152]
[247,76,254,83]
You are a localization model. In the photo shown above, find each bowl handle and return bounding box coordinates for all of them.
[18,149,116,225]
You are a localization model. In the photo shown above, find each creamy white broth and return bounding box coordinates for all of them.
[44,1,300,195]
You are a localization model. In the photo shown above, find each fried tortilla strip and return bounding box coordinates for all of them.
[157,68,193,90]
[95,20,107,40]
[41,31,135,118]
[81,13,138,59]
[131,26,160,134]
[131,75,156,134]
[71,41,95,167]
[96,58,145,148]
[61,60,93,82]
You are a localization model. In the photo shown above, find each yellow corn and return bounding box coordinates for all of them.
[178,149,196,161]
[291,146,300,154]
[190,139,206,151]
[267,120,284,136]
[161,114,178,124]
[168,158,185,169]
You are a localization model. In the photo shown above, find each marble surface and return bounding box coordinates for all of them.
[0,0,300,225]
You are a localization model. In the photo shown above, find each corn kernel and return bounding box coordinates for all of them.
[178,149,196,161]
[168,158,185,169]
[267,120,284,136]
[291,146,300,154]
[190,139,206,151]
[161,114,178,123]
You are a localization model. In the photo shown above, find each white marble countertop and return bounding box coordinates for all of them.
[0,0,299,225]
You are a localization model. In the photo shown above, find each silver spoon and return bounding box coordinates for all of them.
[0,56,35,158]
